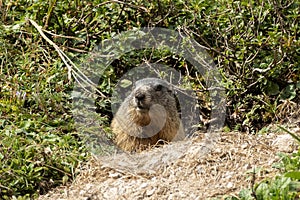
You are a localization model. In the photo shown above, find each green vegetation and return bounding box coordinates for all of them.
[1,0,299,199]
[227,128,300,200]
[226,176,299,200]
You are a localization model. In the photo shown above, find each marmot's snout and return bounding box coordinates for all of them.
[133,88,152,111]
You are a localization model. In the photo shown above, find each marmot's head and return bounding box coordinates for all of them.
[131,78,173,113]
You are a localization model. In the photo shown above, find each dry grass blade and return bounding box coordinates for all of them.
[28,18,106,98]
[278,125,300,143]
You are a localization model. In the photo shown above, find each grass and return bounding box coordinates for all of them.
[0,81,88,198]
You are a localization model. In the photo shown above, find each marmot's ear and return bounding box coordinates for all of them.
[154,84,163,91]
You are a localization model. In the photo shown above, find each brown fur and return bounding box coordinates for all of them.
[111,78,184,152]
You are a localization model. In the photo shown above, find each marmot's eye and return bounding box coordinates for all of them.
[154,84,163,91]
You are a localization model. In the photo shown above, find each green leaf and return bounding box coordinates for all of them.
[285,171,300,180]
[280,84,296,100]
[62,175,69,185]
[265,81,280,95]
[119,79,132,88]
[0,152,4,160]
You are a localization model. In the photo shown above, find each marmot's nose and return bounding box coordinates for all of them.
[135,93,145,101]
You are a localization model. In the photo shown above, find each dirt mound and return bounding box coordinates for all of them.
[39,129,298,200]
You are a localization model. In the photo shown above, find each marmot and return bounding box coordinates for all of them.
[111,78,184,152]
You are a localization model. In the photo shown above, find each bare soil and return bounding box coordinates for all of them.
[39,126,299,200]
